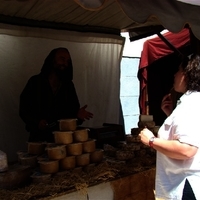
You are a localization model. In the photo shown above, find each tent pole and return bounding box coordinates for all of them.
[145,85,149,115]
[157,32,183,57]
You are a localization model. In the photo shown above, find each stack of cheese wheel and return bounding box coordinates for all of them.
[34,118,105,175]
[55,119,104,171]
[38,144,67,174]
[18,142,46,169]
[123,114,157,161]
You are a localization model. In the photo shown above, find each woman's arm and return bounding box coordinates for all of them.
[153,137,197,159]
[139,128,198,160]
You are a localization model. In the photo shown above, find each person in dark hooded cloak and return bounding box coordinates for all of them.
[19,47,93,142]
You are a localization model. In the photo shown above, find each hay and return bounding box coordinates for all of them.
[75,183,88,196]
[0,157,155,200]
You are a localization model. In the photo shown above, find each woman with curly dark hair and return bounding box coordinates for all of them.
[139,54,200,200]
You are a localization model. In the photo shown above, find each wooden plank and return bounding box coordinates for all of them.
[111,168,156,200]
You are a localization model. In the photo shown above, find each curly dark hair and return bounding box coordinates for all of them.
[182,54,200,92]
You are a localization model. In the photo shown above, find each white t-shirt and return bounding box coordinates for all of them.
[155,91,200,200]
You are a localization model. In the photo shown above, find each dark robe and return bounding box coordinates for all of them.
[19,73,80,142]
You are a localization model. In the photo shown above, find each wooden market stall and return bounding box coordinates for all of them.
[0,121,156,200]
[1,1,200,199]
[0,158,156,200]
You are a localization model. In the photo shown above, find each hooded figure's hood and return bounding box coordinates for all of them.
[40,47,73,81]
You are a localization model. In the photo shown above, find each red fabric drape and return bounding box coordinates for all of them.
[138,28,190,114]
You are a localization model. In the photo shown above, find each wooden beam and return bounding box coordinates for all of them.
[0,14,120,35]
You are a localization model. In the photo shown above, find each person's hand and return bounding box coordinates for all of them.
[161,93,173,116]
[38,119,48,130]
[77,105,93,121]
[139,128,154,146]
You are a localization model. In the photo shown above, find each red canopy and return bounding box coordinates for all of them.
[138,28,190,114]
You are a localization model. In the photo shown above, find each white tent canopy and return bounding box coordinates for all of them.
[1,0,200,39]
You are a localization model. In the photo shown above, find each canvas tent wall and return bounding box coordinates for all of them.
[0,0,200,162]
[0,23,125,162]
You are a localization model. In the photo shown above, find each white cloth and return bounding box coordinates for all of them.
[0,23,125,162]
[155,91,200,200]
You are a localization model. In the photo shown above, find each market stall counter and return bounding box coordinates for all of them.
[0,160,155,200]
[0,124,156,200]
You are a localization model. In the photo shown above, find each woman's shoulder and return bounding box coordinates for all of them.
[183,91,200,99]
[182,92,200,111]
